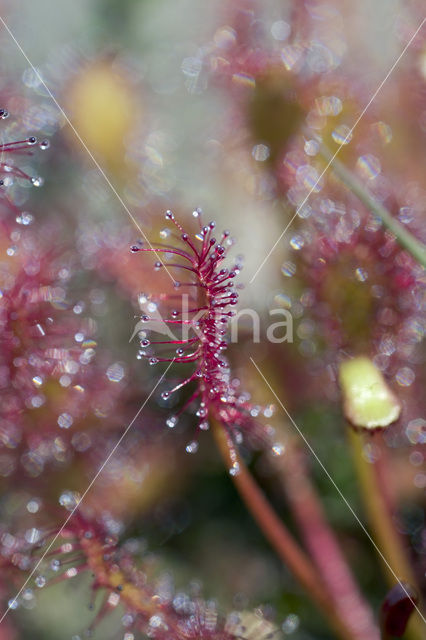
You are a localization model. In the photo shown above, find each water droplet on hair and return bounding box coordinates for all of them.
[281,44,303,71]
[50,559,61,572]
[59,490,80,510]
[149,615,164,629]
[186,441,199,454]
[252,143,270,162]
[281,261,296,277]
[271,443,285,456]
[39,139,50,150]
[355,267,368,282]
[106,362,125,382]
[31,176,44,187]
[296,164,322,191]
[289,234,304,250]
[27,498,40,513]
[166,415,178,428]
[16,212,34,225]
[356,154,381,180]
[398,207,414,224]
[229,462,240,476]
[282,613,299,634]
[372,121,392,144]
[405,418,425,445]
[395,367,415,387]
[274,293,292,309]
[271,19,290,41]
[304,139,319,156]
[332,124,352,145]
[315,95,342,116]
[57,413,73,429]
[2,176,13,187]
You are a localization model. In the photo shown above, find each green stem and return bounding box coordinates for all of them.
[319,144,426,267]
[347,428,424,640]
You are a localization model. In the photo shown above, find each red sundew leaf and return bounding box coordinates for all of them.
[379,582,419,638]
[131,209,273,450]
[0,113,47,215]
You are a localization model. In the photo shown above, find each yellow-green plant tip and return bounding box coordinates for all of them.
[339,357,401,430]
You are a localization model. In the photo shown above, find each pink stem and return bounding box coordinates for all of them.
[272,445,380,640]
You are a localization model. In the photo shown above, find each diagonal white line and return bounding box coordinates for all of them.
[0,360,174,624]
[250,357,426,626]
[250,17,426,283]
[0,14,176,283]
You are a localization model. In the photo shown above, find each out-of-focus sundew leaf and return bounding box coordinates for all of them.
[248,73,304,166]
[339,356,401,429]
[64,58,139,175]
[380,582,418,639]
[225,610,282,640]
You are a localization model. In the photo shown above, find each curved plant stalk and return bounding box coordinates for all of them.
[347,428,424,640]
[211,418,364,640]
[270,440,380,640]
[319,143,426,268]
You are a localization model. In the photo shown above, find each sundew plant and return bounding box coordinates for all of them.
[0,1,425,639]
